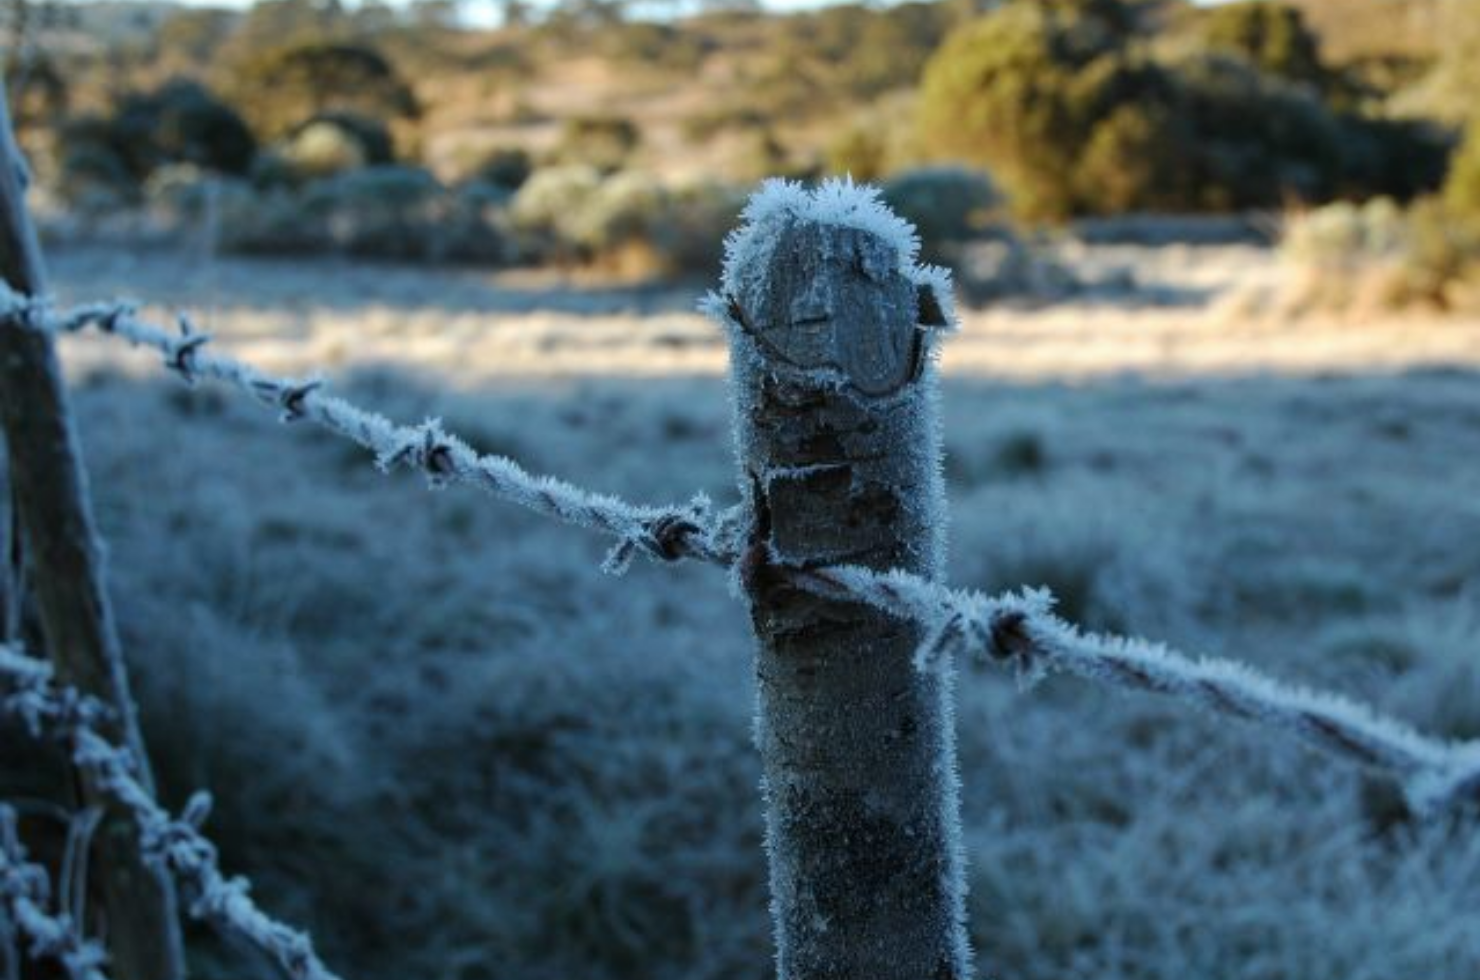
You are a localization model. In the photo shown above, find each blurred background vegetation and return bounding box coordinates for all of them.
[2,0,1478,301]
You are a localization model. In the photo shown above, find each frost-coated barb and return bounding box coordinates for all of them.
[0,805,110,980]
[0,286,735,575]
[0,646,345,980]
[803,564,1480,816]
[8,285,1480,816]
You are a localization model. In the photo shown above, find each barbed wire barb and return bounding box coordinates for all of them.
[0,646,346,980]
[8,287,1480,815]
[0,285,736,575]
[0,803,110,980]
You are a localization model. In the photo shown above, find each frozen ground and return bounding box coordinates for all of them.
[8,239,1480,980]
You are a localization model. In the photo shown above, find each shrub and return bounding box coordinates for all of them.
[460,146,533,192]
[1282,195,1480,311]
[111,80,257,177]
[57,141,138,210]
[917,1,1121,220]
[648,180,745,276]
[48,80,255,207]
[215,167,508,263]
[1333,116,1451,204]
[1163,51,1342,209]
[1445,124,1480,217]
[1072,101,1196,214]
[509,165,605,261]
[279,113,396,181]
[216,182,337,255]
[438,182,514,264]
[571,170,668,254]
[310,166,443,260]
[552,115,641,173]
[509,167,741,275]
[880,166,1001,248]
[1282,197,1408,268]
[1400,197,1480,308]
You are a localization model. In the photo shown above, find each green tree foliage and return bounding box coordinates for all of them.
[1199,0,1328,89]
[1163,51,1340,209]
[225,40,419,140]
[916,0,1134,219]
[916,0,1367,219]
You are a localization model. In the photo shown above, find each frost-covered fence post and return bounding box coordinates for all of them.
[0,83,185,980]
[708,181,969,980]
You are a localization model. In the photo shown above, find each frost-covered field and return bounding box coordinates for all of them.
[20,240,1480,979]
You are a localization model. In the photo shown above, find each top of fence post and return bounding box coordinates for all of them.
[707,179,969,980]
[0,83,186,980]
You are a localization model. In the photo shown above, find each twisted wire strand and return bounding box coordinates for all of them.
[0,286,735,574]
[0,804,109,980]
[7,289,1480,813]
[0,646,344,980]
[805,565,1480,815]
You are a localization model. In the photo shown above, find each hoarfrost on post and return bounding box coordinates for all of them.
[709,177,959,341]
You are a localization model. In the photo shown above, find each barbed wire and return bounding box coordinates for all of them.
[795,565,1480,815]
[0,646,345,980]
[6,287,1480,814]
[0,285,737,576]
[0,804,109,980]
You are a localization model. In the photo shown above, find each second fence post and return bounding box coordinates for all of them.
[710,181,970,980]
[0,83,186,980]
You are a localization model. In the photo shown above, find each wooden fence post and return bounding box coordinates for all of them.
[713,182,970,980]
[0,84,186,980]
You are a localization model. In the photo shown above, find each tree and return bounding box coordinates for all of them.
[112,80,257,176]
[916,0,1346,218]
[1199,0,1328,89]
[915,0,1142,218]
[224,40,419,141]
